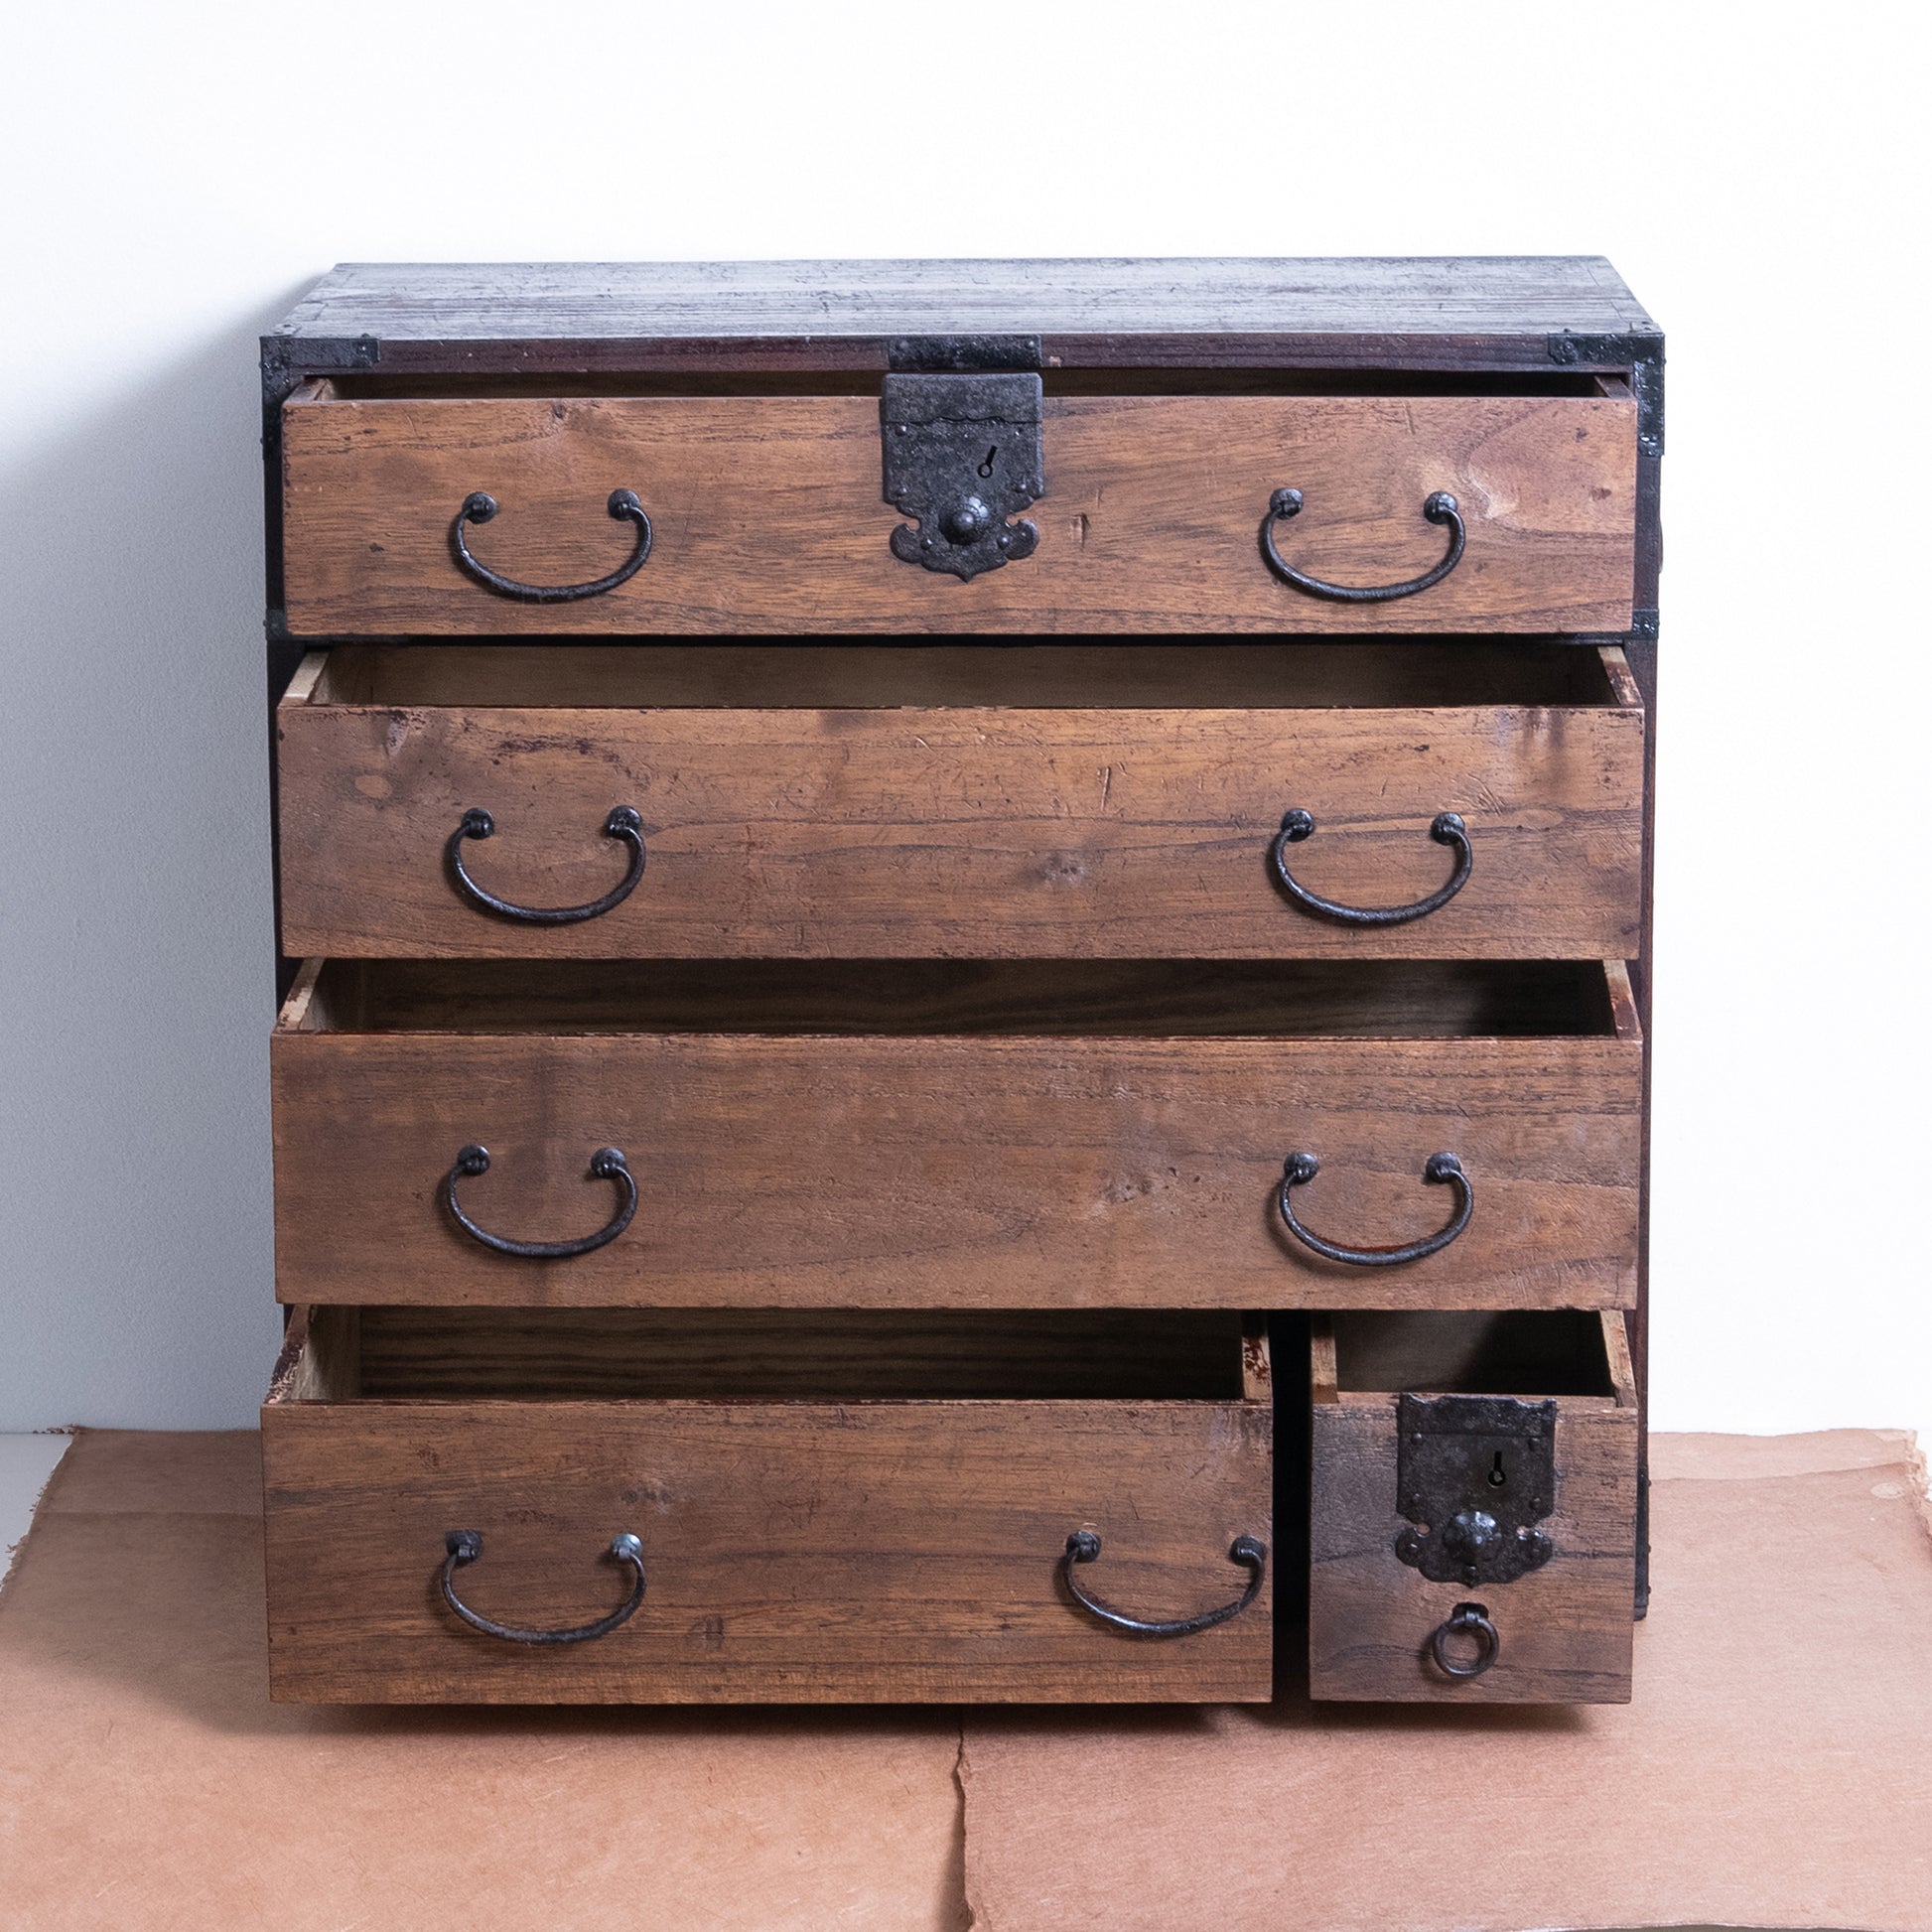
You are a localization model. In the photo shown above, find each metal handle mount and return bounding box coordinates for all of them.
[442,1145,637,1259]
[448,806,646,925]
[452,488,653,602]
[1278,1151,1473,1267]
[441,1530,646,1644]
[1261,487,1465,601]
[1059,1530,1267,1637]
[1428,1599,1500,1680]
[1271,810,1471,926]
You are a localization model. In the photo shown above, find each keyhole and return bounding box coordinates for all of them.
[978,445,998,478]
[1487,1451,1508,1488]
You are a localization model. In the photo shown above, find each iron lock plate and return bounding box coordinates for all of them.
[881,366,1043,580]
[1394,1392,1558,1587]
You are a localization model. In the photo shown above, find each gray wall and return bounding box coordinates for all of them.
[3,1,1928,1435]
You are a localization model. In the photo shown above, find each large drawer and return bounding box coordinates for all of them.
[272,958,1642,1311]
[278,642,1643,961]
[1309,1309,1638,1704]
[262,1306,1274,1703]
[278,385,1636,635]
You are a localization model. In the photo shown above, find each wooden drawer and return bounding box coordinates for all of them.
[278,642,1642,962]
[272,957,1641,1311]
[1309,1310,1637,1704]
[261,1307,1273,1703]
[278,385,1636,636]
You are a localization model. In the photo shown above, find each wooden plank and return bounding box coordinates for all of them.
[270,1025,1641,1311]
[276,696,1642,961]
[348,1307,1249,1402]
[271,257,1656,355]
[261,1390,1274,1703]
[279,393,1637,636]
[1309,1385,1637,1703]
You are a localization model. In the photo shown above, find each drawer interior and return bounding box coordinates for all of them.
[273,1307,1267,1404]
[299,640,1636,711]
[1313,1309,1636,1405]
[282,957,1639,1040]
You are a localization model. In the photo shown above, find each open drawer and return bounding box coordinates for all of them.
[1309,1309,1638,1704]
[272,958,1642,1311]
[261,1307,1273,1703]
[277,380,1636,636]
[276,642,1642,962]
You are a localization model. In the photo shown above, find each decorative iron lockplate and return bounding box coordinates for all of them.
[1394,1392,1558,1587]
[881,370,1043,580]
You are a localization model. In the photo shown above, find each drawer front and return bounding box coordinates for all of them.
[272,1026,1641,1310]
[278,698,1642,962]
[262,1395,1273,1703]
[279,392,1636,635]
[1309,1314,1637,1704]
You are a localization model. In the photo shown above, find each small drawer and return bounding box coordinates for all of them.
[271,957,1641,1311]
[278,383,1636,636]
[261,1307,1273,1703]
[277,642,1643,962]
[1308,1309,1638,1704]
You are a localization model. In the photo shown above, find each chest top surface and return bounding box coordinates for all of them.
[267,257,1657,374]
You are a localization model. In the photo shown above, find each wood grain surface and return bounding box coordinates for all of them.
[1308,1310,1636,1703]
[279,392,1636,634]
[270,984,1641,1311]
[277,654,1641,960]
[261,1382,1274,1703]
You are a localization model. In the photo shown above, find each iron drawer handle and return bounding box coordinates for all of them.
[1260,487,1465,601]
[442,1145,637,1259]
[1271,809,1471,926]
[1059,1530,1267,1637]
[441,1530,646,1644]
[448,806,646,924]
[1428,1600,1500,1680]
[451,488,653,602]
[1278,1151,1472,1267]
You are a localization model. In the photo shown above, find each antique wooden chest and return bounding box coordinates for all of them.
[259,258,1661,1705]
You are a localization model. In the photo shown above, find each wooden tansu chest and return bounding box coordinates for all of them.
[259,258,1661,1706]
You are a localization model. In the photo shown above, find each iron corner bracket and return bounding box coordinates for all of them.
[261,332,381,406]
[1547,329,1664,459]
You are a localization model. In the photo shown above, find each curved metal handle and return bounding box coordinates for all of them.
[1278,1151,1472,1267]
[452,488,653,602]
[1428,1599,1499,1680]
[448,806,646,925]
[1261,487,1465,601]
[441,1530,645,1644]
[442,1145,637,1260]
[1270,809,1471,926]
[1059,1530,1267,1638]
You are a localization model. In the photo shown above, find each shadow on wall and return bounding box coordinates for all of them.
[0,292,310,1429]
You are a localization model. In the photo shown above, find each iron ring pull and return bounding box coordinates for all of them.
[1059,1530,1267,1637]
[441,1530,646,1644]
[451,488,653,602]
[448,806,646,925]
[1278,1151,1473,1268]
[1429,1599,1500,1680]
[442,1145,637,1260]
[1271,810,1471,926]
[1260,487,1465,601]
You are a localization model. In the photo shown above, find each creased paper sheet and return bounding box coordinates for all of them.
[0,1432,966,1932]
[961,1430,1932,1932]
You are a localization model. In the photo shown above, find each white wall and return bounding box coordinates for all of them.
[2,1,1926,1434]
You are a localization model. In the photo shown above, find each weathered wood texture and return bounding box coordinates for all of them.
[270,257,1657,372]
[277,659,1641,960]
[350,1307,1250,1401]
[1309,1311,1637,1703]
[261,1388,1274,1703]
[270,993,1641,1311]
[279,393,1636,635]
